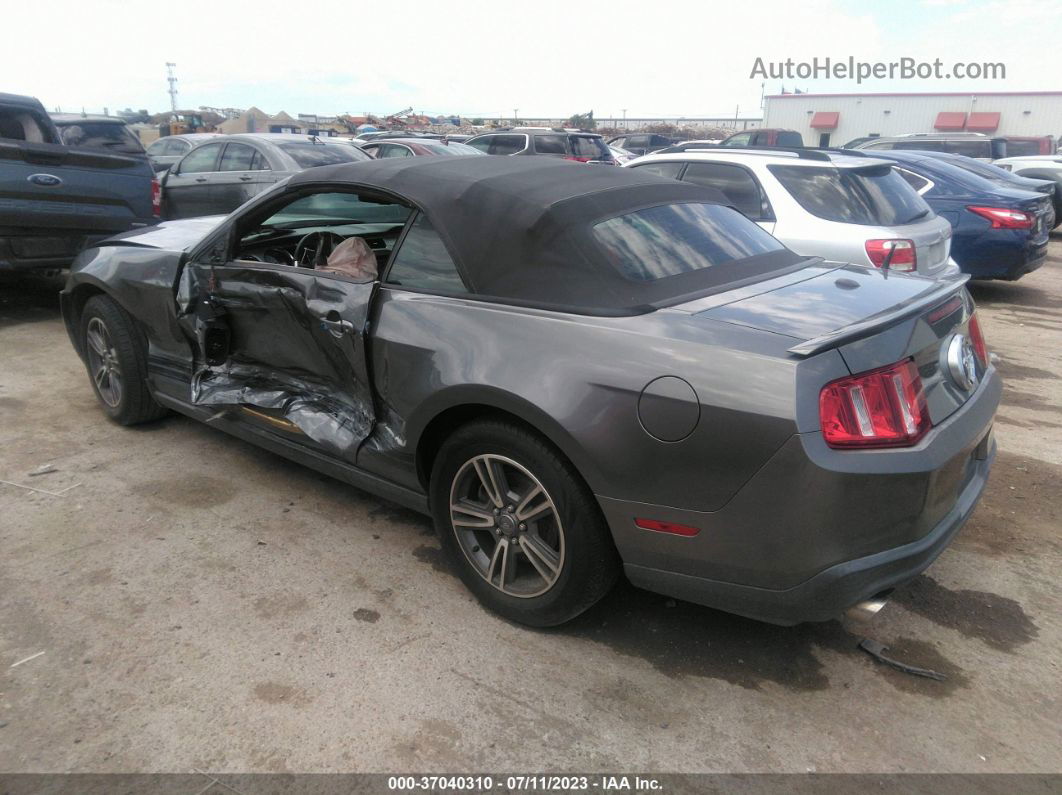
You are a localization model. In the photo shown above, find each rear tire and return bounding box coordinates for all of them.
[429,419,620,627]
[80,295,168,426]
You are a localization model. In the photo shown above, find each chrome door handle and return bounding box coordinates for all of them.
[319,316,354,337]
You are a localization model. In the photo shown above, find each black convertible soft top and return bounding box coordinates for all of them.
[292,157,802,314]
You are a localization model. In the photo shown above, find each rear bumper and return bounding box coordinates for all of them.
[624,430,992,625]
[598,369,1000,625]
[957,230,1048,280]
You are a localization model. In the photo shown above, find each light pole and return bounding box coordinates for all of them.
[513,108,519,124]
[622,108,627,130]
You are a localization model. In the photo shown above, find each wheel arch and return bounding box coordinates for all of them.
[62,277,115,359]
[410,386,605,496]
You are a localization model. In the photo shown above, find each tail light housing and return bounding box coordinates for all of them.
[865,239,916,272]
[968,313,988,366]
[819,359,929,449]
[966,206,1033,229]
[151,178,162,217]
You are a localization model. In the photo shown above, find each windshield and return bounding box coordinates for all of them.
[422,142,485,156]
[261,192,411,228]
[57,121,144,154]
[592,202,786,282]
[277,142,370,168]
[769,164,932,225]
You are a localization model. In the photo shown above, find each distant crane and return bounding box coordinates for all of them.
[166,63,178,112]
[384,106,414,128]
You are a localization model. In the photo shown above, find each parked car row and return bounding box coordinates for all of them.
[626,143,1056,281]
[627,148,956,279]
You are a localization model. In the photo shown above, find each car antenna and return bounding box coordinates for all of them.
[880,241,897,278]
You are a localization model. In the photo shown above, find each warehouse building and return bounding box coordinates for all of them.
[762,91,1062,148]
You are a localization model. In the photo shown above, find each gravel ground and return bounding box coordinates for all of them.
[0,236,1060,775]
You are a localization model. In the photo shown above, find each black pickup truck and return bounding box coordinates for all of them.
[0,92,158,271]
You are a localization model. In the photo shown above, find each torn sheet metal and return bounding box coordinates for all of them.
[180,264,376,460]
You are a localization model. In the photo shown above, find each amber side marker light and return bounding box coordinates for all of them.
[635,518,701,537]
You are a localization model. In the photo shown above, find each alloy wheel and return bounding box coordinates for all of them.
[448,454,565,598]
[85,317,123,408]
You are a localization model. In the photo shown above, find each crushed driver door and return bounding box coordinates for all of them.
[178,261,375,462]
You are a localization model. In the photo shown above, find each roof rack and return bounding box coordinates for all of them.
[668,145,834,161]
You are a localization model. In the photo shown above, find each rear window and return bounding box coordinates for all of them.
[1003,140,1041,157]
[570,136,609,159]
[774,131,804,147]
[278,142,370,168]
[489,135,527,155]
[57,121,144,154]
[591,202,785,282]
[533,135,567,154]
[768,164,932,225]
[0,107,57,143]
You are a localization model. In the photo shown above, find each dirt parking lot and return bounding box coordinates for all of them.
[1,239,1060,775]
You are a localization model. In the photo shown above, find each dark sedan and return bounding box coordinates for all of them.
[858,149,1054,280]
[145,133,226,173]
[160,133,370,220]
[359,138,485,158]
[912,151,1060,227]
[61,157,997,628]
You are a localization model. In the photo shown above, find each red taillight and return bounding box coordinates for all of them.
[966,205,1033,229]
[865,239,916,272]
[565,156,593,163]
[968,313,988,367]
[151,178,161,218]
[634,518,701,537]
[819,359,929,449]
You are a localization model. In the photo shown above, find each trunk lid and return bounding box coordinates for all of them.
[689,264,980,425]
[892,214,952,277]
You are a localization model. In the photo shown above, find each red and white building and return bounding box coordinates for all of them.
[762,91,1062,148]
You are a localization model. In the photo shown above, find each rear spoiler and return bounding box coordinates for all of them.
[787,273,970,357]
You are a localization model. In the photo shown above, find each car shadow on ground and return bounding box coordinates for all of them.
[968,277,1062,311]
[0,271,65,330]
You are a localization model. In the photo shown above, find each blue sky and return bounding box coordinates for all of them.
[4,0,1058,119]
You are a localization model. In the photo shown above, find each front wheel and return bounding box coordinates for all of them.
[429,420,620,627]
[80,295,168,425]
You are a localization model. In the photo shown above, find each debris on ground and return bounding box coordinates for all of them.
[859,638,947,681]
[28,464,58,477]
[10,651,46,668]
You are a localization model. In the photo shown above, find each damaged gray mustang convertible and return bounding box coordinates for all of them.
[62,157,1000,627]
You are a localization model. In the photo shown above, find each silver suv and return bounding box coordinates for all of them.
[626,148,957,279]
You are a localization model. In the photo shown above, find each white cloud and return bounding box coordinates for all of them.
[1,0,1054,118]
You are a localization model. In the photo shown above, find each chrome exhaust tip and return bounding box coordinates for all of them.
[844,593,890,624]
